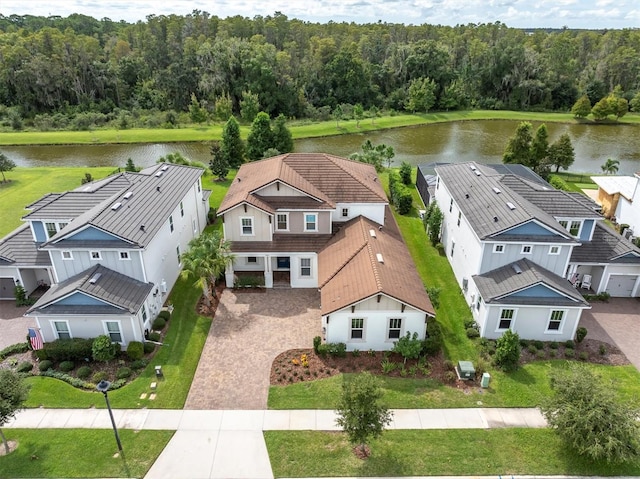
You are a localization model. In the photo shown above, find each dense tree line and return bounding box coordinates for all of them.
[0,12,639,130]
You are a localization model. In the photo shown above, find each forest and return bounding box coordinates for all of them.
[0,11,639,130]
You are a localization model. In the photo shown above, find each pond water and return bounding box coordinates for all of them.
[3,120,640,175]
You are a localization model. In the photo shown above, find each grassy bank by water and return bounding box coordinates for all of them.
[1,110,638,146]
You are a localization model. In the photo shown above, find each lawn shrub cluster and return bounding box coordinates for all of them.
[152,317,167,330]
[127,341,144,360]
[422,320,443,356]
[38,338,93,362]
[317,342,347,357]
[388,170,413,214]
[0,342,28,359]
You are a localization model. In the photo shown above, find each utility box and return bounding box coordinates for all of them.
[481,372,491,388]
[457,360,475,380]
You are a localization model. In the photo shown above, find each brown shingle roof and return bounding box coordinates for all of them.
[218,153,387,215]
[318,215,434,316]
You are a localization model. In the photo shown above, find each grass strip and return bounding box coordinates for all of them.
[0,429,173,478]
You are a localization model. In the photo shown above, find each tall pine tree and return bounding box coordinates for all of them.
[221,116,245,169]
[246,112,274,161]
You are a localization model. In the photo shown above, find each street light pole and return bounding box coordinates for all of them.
[96,380,123,453]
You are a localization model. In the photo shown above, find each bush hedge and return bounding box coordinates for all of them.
[152,317,166,331]
[38,360,54,372]
[126,341,144,360]
[143,342,156,354]
[0,342,29,360]
[42,338,93,362]
[158,310,171,321]
[116,367,132,379]
[77,365,92,379]
[59,360,75,372]
[17,361,33,373]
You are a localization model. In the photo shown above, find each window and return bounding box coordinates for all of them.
[180,201,184,217]
[388,318,402,339]
[350,318,364,340]
[90,251,102,260]
[241,217,254,235]
[559,220,581,237]
[498,309,515,330]
[476,295,482,311]
[304,213,318,232]
[457,211,462,226]
[493,244,505,253]
[59,222,68,230]
[450,240,456,257]
[192,218,197,234]
[521,245,532,254]
[197,179,201,193]
[549,245,561,255]
[436,177,440,190]
[276,213,288,231]
[53,321,71,340]
[176,245,181,265]
[141,305,148,323]
[449,198,453,212]
[300,258,311,277]
[119,251,130,260]
[62,250,73,260]
[169,215,174,233]
[547,310,564,332]
[45,222,67,239]
[246,256,257,264]
[104,321,122,343]
[342,208,349,217]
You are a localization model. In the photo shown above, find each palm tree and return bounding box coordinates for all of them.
[180,231,234,306]
[600,158,620,175]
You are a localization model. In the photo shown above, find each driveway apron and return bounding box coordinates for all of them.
[184,288,322,410]
[0,301,35,350]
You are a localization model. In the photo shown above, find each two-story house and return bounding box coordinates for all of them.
[592,173,640,239]
[218,153,434,350]
[0,163,209,346]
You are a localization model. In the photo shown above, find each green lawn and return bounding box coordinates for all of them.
[0,429,173,478]
[2,110,639,146]
[0,167,115,236]
[25,276,211,409]
[265,429,640,477]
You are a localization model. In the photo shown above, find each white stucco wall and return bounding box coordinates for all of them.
[616,196,640,236]
[222,205,272,241]
[331,203,386,225]
[35,312,143,346]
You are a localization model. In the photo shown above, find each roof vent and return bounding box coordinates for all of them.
[465,193,470,199]
[376,253,384,263]
[470,165,477,171]
[492,187,501,194]
[156,186,161,192]
[89,273,102,284]
[512,264,523,275]
[123,191,133,200]
[155,171,163,178]
[160,165,169,171]
[493,216,499,222]
[111,202,122,210]
[140,224,145,231]
[369,229,377,238]
[475,171,481,177]
[506,202,516,210]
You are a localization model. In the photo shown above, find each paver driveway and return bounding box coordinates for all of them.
[0,301,35,350]
[580,298,640,371]
[184,288,321,410]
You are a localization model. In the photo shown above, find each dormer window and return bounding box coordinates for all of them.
[342,208,349,218]
[559,220,582,237]
[45,221,68,239]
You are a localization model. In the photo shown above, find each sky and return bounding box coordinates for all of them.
[0,0,639,29]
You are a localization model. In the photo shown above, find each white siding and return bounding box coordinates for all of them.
[223,205,272,241]
[254,182,307,196]
[616,194,640,236]
[289,254,318,288]
[480,242,571,276]
[332,203,386,225]
[36,313,141,346]
[482,304,583,341]
[601,264,640,296]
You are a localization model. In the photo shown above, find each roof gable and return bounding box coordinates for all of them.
[492,220,568,239]
[52,291,114,307]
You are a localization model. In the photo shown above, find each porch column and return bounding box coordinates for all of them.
[225,262,235,289]
[264,254,273,288]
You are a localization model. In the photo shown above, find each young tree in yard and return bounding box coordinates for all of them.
[246,112,274,161]
[571,95,592,118]
[124,158,138,172]
[180,231,234,306]
[493,329,520,371]
[209,142,229,181]
[591,96,614,120]
[189,93,208,124]
[336,372,393,458]
[92,335,116,362]
[0,152,16,183]
[530,123,549,173]
[601,158,620,175]
[272,114,293,154]
[503,121,533,166]
[368,105,379,124]
[541,363,640,463]
[349,140,394,173]
[214,92,233,121]
[221,116,245,169]
[399,161,412,185]
[0,369,30,455]
[547,133,575,172]
[424,201,443,246]
[392,332,423,365]
[353,103,364,128]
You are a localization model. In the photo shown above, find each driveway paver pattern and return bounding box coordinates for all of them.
[184,288,322,410]
[0,301,35,350]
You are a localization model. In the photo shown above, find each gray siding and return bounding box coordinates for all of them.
[51,250,144,283]
[480,243,570,276]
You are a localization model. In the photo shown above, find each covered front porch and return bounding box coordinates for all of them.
[225,253,318,289]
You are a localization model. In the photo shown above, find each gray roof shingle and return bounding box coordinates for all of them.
[570,222,640,263]
[0,224,51,266]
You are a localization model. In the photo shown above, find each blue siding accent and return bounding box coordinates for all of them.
[32,222,46,242]
[495,221,558,237]
[580,219,595,241]
[67,227,118,241]
[612,253,640,263]
[510,284,564,298]
[56,292,108,306]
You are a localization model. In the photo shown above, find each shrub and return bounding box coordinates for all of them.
[549,350,557,358]
[519,339,529,348]
[466,327,480,338]
[426,287,441,309]
[463,318,477,330]
[579,351,589,361]
[444,371,457,383]
[116,367,132,379]
[17,361,33,373]
[152,317,166,330]
[148,331,161,342]
[381,359,397,374]
[527,344,538,354]
[565,340,575,349]
[130,359,148,370]
[475,356,491,378]
[564,348,575,358]
[533,340,544,350]
[422,320,443,356]
[92,371,108,383]
[549,341,559,350]
[92,335,116,362]
[40,370,92,389]
[443,359,455,371]
[536,350,547,359]
[43,338,93,362]
[158,310,171,321]
[400,161,412,185]
[0,342,29,360]
[143,342,156,354]
[352,348,360,357]
[316,344,329,357]
[313,336,322,354]
[575,327,588,343]
[549,175,571,191]
[59,361,75,372]
[392,332,423,365]
[77,365,92,379]
[494,330,521,372]
[38,360,54,372]
[599,344,607,355]
[326,342,347,358]
[127,341,144,361]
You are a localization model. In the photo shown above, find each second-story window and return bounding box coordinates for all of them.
[180,201,184,217]
[304,213,318,232]
[342,208,349,217]
[549,245,561,255]
[119,251,130,260]
[276,213,288,231]
[521,245,532,254]
[449,198,453,212]
[169,215,174,233]
[45,222,68,239]
[493,244,505,253]
[61,250,73,260]
[457,211,462,226]
[241,217,254,235]
[90,251,102,260]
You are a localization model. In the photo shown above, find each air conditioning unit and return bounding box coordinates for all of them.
[456,361,475,380]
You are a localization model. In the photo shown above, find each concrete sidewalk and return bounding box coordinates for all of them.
[7,407,547,479]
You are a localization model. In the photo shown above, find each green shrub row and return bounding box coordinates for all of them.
[317,342,347,357]
[388,170,413,214]
[39,369,126,390]
[38,338,93,362]
[0,342,29,360]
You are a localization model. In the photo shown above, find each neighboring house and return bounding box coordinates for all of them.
[433,161,624,341]
[0,163,209,346]
[218,153,434,350]
[591,174,640,237]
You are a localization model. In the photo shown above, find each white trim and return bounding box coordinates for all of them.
[304,213,318,232]
[102,320,124,344]
[61,250,73,260]
[275,213,289,231]
[349,316,366,342]
[341,207,349,218]
[119,251,131,260]
[90,250,102,261]
[51,319,72,340]
[521,245,533,254]
[169,215,174,233]
[240,216,254,236]
[549,245,561,255]
[386,317,403,341]
[545,309,566,334]
[300,257,312,277]
[493,244,505,253]
[496,308,517,332]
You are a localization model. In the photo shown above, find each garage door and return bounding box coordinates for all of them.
[0,277,16,299]
[605,275,638,297]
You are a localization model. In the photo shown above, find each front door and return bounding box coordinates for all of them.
[276,257,290,269]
